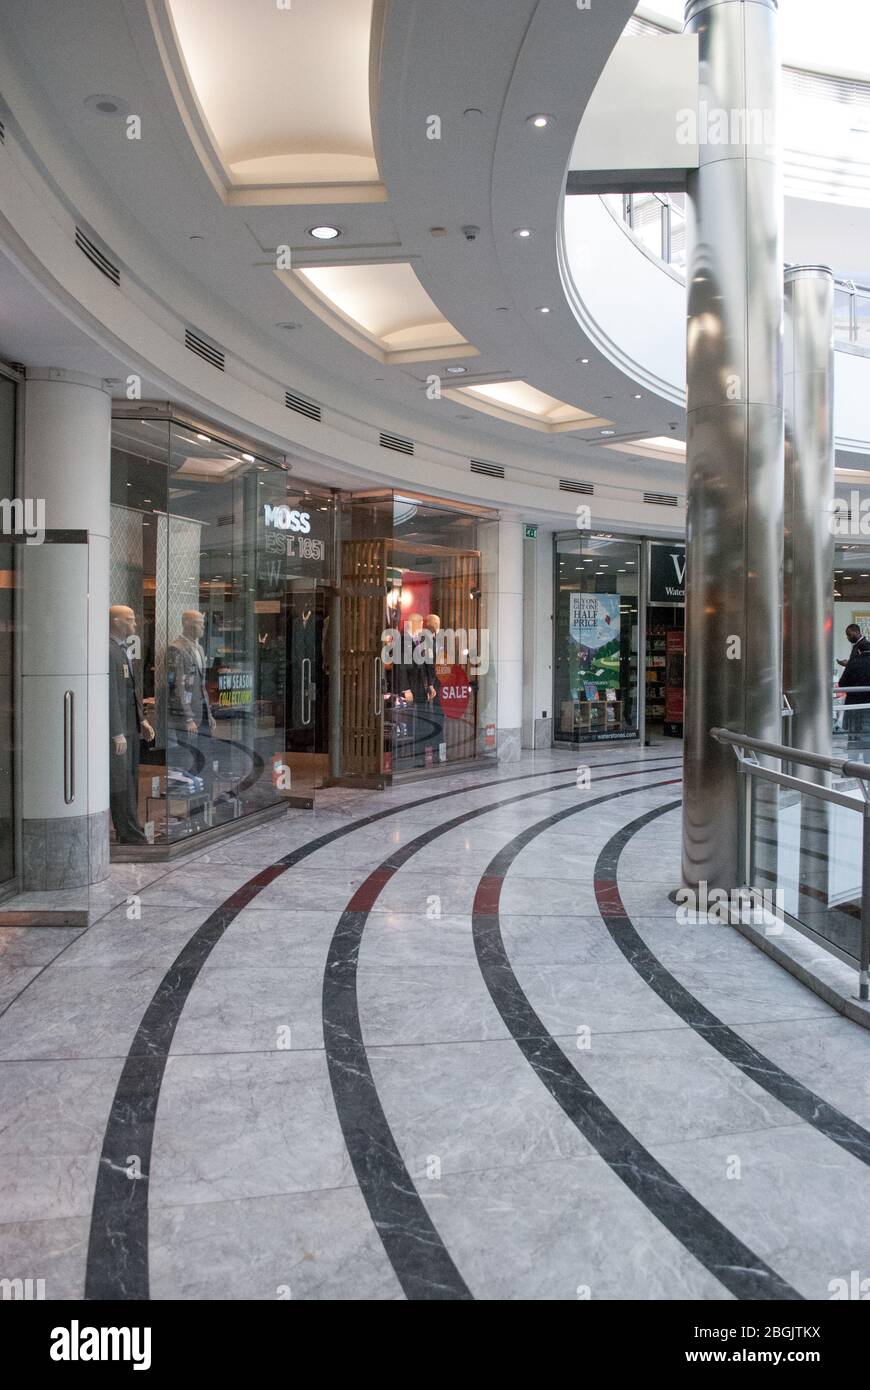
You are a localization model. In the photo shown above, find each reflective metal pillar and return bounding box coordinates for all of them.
[682,0,784,890]
[783,265,835,772]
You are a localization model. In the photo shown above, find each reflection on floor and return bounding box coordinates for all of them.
[2,743,870,1300]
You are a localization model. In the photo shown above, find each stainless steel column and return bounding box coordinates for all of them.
[783,265,835,771]
[682,0,784,890]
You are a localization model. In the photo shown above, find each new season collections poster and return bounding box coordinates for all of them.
[569,592,622,695]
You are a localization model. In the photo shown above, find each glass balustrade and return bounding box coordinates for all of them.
[612,194,869,350]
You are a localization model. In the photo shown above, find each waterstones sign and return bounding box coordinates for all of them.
[649,542,686,607]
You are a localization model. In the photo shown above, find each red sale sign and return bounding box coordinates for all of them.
[439,666,471,720]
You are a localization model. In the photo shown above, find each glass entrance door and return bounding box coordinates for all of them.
[0,528,90,926]
[285,582,330,803]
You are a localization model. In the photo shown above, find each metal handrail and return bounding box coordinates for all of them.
[711,726,870,999]
[711,726,870,780]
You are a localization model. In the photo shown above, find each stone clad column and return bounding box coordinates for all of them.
[21,368,110,889]
[682,0,784,890]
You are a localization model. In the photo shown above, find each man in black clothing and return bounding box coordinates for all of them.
[838,623,870,739]
[109,605,155,844]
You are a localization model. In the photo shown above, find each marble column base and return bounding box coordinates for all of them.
[22,810,110,890]
[497,727,522,763]
[534,716,553,750]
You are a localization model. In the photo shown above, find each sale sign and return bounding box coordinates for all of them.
[438,666,471,720]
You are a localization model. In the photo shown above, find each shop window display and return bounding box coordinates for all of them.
[340,492,498,780]
[109,414,297,849]
[554,535,641,743]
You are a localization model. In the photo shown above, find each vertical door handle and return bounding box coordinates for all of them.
[63,690,75,804]
[301,658,312,725]
[374,657,382,716]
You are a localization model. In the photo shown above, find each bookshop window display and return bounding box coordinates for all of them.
[647,540,685,738]
[554,536,640,743]
[109,414,304,851]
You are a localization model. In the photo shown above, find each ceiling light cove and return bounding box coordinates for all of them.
[446,382,613,434]
[604,435,687,463]
[158,0,385,204]
[281,262,479,365]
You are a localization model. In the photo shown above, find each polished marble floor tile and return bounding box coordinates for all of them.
[150,1051,355,1206]
[0,1215,90,1300]
[0,1057,123,1220]
[149,1188,403,1301]
[650,1121,870,1300]
[422,1156,731,1300]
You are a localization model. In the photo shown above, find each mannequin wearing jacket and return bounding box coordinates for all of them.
[108,605,155,844]
[168,610,216,796]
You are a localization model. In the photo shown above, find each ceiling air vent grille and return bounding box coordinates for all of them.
[644,491,679,507]
[75,227,120,286]
[185,328,225,372]
[470,459,505,479]
[285,390,321,422]
[380,431,414,456]
[0,120,6,145]
[559,479,594,495]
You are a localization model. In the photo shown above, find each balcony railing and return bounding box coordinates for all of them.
[613,192,870,349]
[712,726,870,999]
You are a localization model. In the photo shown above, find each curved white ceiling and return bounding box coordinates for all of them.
[165,0,380,186]
[638,0,870,80]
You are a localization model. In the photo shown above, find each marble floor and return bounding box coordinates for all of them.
[2,743,870,1300]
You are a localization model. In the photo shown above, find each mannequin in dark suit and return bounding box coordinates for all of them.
[168,609,216,795]
[400,612,437,763]
[109,605,154,844]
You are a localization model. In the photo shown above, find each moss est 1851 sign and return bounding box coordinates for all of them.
[438,666,471,720]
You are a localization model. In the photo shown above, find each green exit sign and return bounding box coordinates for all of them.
[524,524,538,540]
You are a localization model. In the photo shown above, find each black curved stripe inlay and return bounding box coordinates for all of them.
[470,782,802,1301]
[594,802,870,1168]
[85,752,674,1299]
[322,764,682,1300]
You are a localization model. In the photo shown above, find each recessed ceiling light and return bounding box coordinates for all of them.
[196,433,211,442]
[600,429,615,436]
[633,393,642,399]
[276,321,301,331]
[538,306,551,314]
[528,114,554,128]
[242,453,255,463]
[84,94,128,117]
[309,225,341,240]
[579,358,590,364]
[514,228,532,238]
[446,366,468,375]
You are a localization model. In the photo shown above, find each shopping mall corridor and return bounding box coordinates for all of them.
[2,744,870,1301]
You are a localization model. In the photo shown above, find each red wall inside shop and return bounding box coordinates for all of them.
[398,572,432,628]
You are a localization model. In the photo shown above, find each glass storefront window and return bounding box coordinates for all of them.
[109,413,325,849]
[340,491,498,779]
[554,534,641,743]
